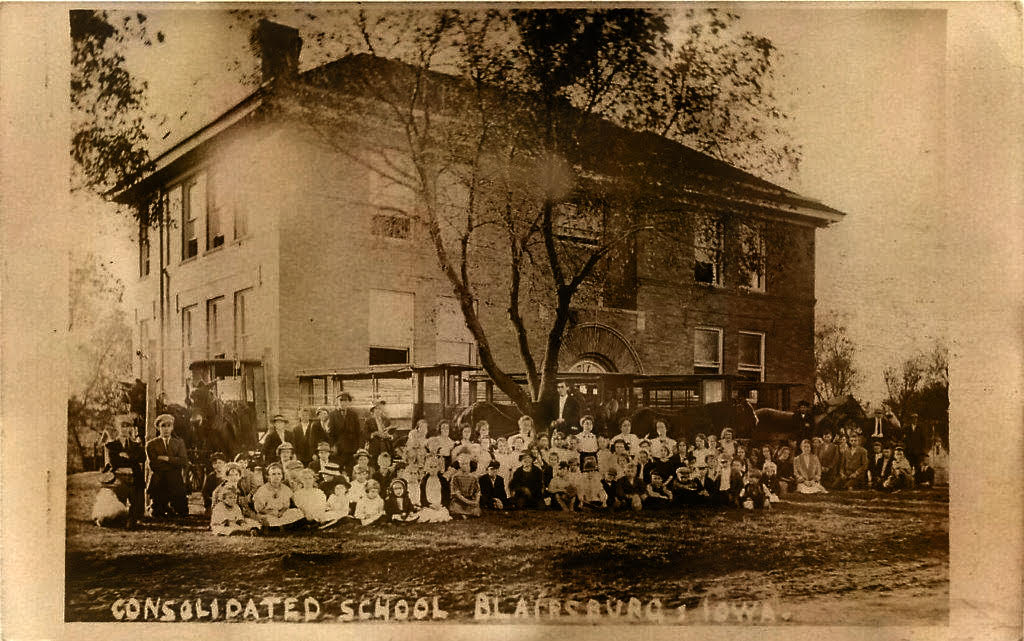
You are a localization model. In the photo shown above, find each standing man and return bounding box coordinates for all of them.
[146,413,190,518]
[793,400,816,441]
[904,413,926,468]
[290,407,328,464]
[330,392,362,469]
[865,407,888,447]
[261,414,292,463]
[549,381,581,434]
[103,414,146,527]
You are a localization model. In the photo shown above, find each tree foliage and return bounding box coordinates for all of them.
[243,8,804,415]
[67,253,133,472]
[883,341,949,429]
[71,9,165,197]
[814,311,860,405]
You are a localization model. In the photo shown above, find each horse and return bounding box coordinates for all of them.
[452,401,523,438]
[187,381,258,459]
[628,399,758,443]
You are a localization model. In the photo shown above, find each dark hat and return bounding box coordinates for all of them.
[336,392,353,402]
[519,450,534,462]
[276,441,294,453]
[316,407,330,415]
[272,414,289,423]
[316,441,332,451]
[209,451,227,463]
[486,460,501,470]
[582,457,597,472]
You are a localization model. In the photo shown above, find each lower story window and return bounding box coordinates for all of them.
[694,326,723,374]
[738,331,765,382]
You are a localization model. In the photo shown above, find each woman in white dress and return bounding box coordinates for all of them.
[929,436,949,486]
[793,439,828,494]
[252,463,305,527]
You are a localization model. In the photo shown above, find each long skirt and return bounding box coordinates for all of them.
[259,508,305,527]
[796,480,828,494]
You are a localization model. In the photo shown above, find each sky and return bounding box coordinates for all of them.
[78,5,953,403]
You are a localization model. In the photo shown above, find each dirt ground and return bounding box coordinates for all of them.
[65,471,948,625]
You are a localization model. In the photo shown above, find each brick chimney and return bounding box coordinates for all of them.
[254,19,302,84]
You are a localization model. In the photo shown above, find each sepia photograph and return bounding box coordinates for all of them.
[0,1,1011,633]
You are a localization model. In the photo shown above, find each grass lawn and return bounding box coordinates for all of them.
[65,471,948,625]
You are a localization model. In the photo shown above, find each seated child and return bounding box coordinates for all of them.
[449,453,482,518]
[385,478,419,522]
[202,452,228,515]
[326,482,351,518]
[309,442,344,494]
[577,458,607,509]
[761,461,782,502]
[398,462,424,507]
[615,463,645,512]
[479,460,508,510]
[727,459,746,507]
[374,451,399,490]
[739,469,771,511]
[643,471,674,509]
[345,465,371,515]
[669,463,700,505]
[210,485,261,535]
[883,446,915,492]
[916,454,934,488]
[353,480,386,526]
[547,461,579,511]
[418,455,453,522]
[601,468,621,510]
[212,462,258,519]
[291,468,345,528]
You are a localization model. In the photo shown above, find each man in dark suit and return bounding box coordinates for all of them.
[479,460,508,510]
[870,445,894,490]
[261,414,292,463]
[548,381,581,433]
[793,400,816,441]
[103,415,146,527]
[290,407,329,464]
[146,413,190,517]
[865,407,900,447]
[903,413,926,467]
[330,393,363,468]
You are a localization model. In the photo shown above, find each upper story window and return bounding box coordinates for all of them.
[554,202,601,245]
[234,288,252,358]
[694,326,723,374]
[207,296,226,358]
[694,216,724,286]
[372,213,411,240]
[138,222,150,277]
[207,171,225,250]
[739,222,766,292]
[180,173,206,260]
[738,331,765,381]
[435,295,478,366]
[181,304,198,377]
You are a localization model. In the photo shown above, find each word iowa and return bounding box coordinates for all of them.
[111,596,321,622]
[475,594,785,624]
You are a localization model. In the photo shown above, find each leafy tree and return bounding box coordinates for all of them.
[67,253,133,472]
[71,9,166,201]
[883,341,949,431]
[814,311,860,405]
[248,8,804,415]
[85,8,804,418]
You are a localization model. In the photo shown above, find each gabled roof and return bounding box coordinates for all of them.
[115,52,845,226]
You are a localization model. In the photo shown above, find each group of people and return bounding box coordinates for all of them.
[91,396,949,532]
